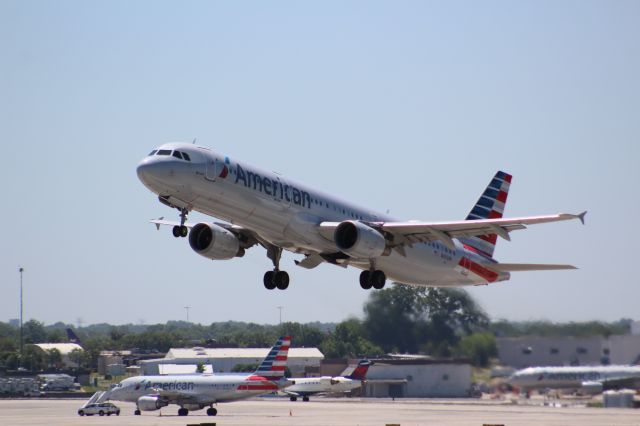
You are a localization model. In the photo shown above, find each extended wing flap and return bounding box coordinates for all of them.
[485,263,577,272]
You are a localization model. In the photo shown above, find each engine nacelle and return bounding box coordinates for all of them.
[189,223,241,260]
[137,395,168,411]
[334,220,386,259]
[580,381,604,394]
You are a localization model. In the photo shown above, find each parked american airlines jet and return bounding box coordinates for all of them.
[104,336,291,416]
[137,143,585,290]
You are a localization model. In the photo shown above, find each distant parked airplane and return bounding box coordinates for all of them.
[137,143,586,290]
[509,365,640,394]
[105,336,291,416]
[285,360,372,401]
[66,328,82,346]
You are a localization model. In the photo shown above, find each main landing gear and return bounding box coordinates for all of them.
[177,407,189,416]
[263,245,290,290]
[359,269,386,290]
[207,407,217,416]
[172,208,189,238]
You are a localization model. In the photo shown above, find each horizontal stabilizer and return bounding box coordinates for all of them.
[486,263,577,272]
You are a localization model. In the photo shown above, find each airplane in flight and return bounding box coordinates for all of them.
[508,365,640,394]
[284,360,372,401]
[137,142,586,290]
[104,336,291,416]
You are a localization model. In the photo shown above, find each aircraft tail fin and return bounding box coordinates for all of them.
[345,360,373,380]
[66,328,82,345]
[460,171,512,258]
[251,336,291,381]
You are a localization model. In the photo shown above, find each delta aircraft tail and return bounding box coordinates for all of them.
[460,171,512,258]
[345,360,373,380]
[66,328,82,346]
[251,336,291,382]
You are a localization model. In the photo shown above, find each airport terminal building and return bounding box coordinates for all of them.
[497,326,640,368]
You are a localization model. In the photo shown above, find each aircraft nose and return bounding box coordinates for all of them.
[136,158,169,187]
[136,160,154,184]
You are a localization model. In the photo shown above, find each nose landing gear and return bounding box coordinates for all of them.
[172,208,190,238]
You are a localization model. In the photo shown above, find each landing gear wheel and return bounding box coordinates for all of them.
[172,225,181,238]
[134,409,141,416]
[264,245,290,290]
[290,396,297,402]
[207,407,217,416]
[178,407,189,416]
[372,270,386,289]
[180,225,188,237]
[263,271,276,290]
[275,271,290,290]
[359,271,372,289]
[302,396,310,402]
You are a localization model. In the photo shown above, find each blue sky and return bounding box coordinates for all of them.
[1,1,638,326]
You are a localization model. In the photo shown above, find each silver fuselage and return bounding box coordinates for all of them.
[137,142,510,286]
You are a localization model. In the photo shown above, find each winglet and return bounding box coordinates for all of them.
[154,217,164,231]
[577,211,587,225]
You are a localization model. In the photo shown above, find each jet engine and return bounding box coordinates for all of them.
[580,381,604,394]
[137,395,168,411]
[189,223,242,260]
[334,220,387,259]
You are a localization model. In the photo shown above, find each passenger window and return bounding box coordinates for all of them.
[172,151,183,159]
[157,149,171,155]
[148,150,157,156]
[182,152,191,161]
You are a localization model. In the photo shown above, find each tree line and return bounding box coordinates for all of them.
[0,286,632,372]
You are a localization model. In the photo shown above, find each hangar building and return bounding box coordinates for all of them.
[138,346,323,376]
[359,358,473,398]
[28,343,83,368]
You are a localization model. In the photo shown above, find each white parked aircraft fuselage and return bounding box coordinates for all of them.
[285,376,361,395]
[137,143,533,286]
[509,366,640,391]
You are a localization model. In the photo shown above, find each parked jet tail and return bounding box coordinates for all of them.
[345,360,373,380]
[460,170,512,258]
[251,336,291,382]
[66,328,82,346]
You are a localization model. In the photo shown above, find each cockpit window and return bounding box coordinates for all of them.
[172,150,183,159]
[157,149,171,155]
[148,150,157,156]
[181,152,191,162]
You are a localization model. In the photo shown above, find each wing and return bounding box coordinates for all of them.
[320,212,586,251]
[154,389,213,405]
[486,263,577,272]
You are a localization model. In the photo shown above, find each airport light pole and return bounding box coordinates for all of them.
[277,306,283,325]
[184,306,191,323]
[18,267,24,362]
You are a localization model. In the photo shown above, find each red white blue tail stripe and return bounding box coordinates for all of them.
[251,336,290,382]
[460,171,512,258]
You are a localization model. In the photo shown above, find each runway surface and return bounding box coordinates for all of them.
[1,397,638,426]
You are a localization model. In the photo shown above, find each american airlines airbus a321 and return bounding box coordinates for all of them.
[137,143,586,290]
